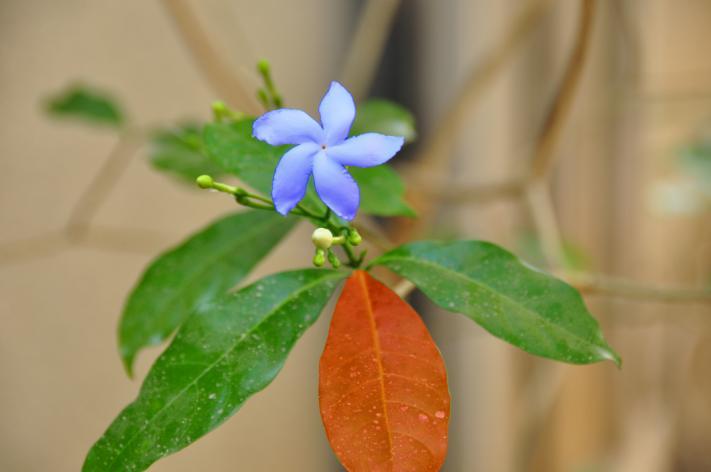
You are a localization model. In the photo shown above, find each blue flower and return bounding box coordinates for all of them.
[252,81,404,221]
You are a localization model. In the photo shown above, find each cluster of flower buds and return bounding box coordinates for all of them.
[311,227,362,268]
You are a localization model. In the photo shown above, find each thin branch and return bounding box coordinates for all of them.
[565,272,711,303]
[0,232,68,266]
[405,0,556,187]
[424,178,525,204]
[340,0,402,101]
[393,278,416,298]
[160,0,261,114]
[66,129,146,242]
[529,0,596,180]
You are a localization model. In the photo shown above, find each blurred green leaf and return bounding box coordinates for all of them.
[119,210,296,375]
[350,165,415,217]
[351,99,417,143]
[203,118,341,224]
[45,84,124,127]
[679,140,711,197]
[370,240,620,366]
[85,269,346,472]
[149,124,225,183]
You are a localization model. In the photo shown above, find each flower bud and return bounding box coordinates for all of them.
[327,250,341,268]
[348,229,362,246]
[311,228,334,250]
[196,175,214,189]
[313,248,326,267]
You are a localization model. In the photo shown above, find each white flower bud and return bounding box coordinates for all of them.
[311,228,334,250]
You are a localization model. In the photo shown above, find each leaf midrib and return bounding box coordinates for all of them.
[379,254,604,352]
[104,271,343,470]
[123,215,292,351]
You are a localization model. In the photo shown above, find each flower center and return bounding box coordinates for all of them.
[321,144,327,150]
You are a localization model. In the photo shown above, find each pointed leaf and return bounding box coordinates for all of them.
[85,269,347,472]
[320,271,450,471]
[45,84,124,127]
[370,241,621,366]
[119,210,296,374]
[351,99,417,143]
[350,165,416,217]
[149,123,225,183]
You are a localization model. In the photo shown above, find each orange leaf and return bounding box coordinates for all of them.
[319,270,450,471]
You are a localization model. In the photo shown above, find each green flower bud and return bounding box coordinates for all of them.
[348,229,362,246]
[196,175,214,189]
[327,250,341,268]
[257,59,271,77]
[312,228,334,250]
[313,248,326,267]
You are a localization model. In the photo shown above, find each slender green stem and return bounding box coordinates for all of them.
[341,242,361,268]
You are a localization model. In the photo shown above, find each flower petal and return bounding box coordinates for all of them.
[326,133,405,167]
[319,82,356,145]
[271,143,319,215]
[253,109,323,146]
[312,151,359,221]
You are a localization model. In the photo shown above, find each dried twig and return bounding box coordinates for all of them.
[160,0,261,114]
[567,272,711,303]
[66,129,146,242]
[529,0,596,180]
[425,178,525,204]
[405,0,557,188]
[340,0,402,101]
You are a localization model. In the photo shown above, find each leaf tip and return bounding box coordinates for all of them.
[121,352,136,379]
[599,345,622,369]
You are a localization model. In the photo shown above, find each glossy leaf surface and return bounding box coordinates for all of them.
[149,124,225,183]
[350,166,415,217]
[320,271,450,471]
[119,210,296,374]
[351,99,417,143]
[45,85,124,127]
[370,241,621,366]
[86,269,347,472]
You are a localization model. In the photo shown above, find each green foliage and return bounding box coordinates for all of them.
[45,85,124,127]
[370,240,620,366]
[679,139,711,197]
[204,117,414,219]
[350,165,415,217]
[119,210,296,375]
[351,99,417,143]
[149,124,225,183]
[85,269,346,472]
[203,118,334,223]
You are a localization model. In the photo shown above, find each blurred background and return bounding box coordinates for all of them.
[1,0,710,470]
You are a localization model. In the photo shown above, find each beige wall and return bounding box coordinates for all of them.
[2,1,710,471]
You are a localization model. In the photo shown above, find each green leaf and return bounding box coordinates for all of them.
[203,119,334,222]
[45,84,124,127]
[119,210,296,375]
[350,165,415,217]
[370,240,620,366]
[85,269,347,472]
[204,117,413,219]
[351,99,417,143]
[148,124,225,183]
[679,140,711,197]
